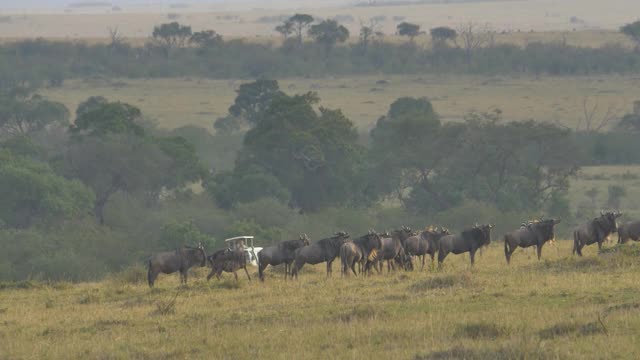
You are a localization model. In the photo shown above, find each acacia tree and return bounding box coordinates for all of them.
[621,20,640,50]
[152,22,192,55]
[190,30,223,50]
[308,20,350,53]
[457,22,493,64]
[397,22,421,42]
[0,89,69,137]
[430,26,457,47]
[285,14,314,45]
[358,17,384,51]
[275,20,294,39]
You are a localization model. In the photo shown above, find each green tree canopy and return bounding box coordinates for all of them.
[152,22,193,49]
[621,20,640,50]
[397,22,422,41]
[430,26,457,46]
[0,89,69,137]
[190,30,223,49]
[287,14,314,44]
[70,101,144,137]
[0,149,94,228]
[308,20,350,52]
[227,79,284,127]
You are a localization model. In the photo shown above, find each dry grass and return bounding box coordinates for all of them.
[40,74,640,133]
[1,240,640,359]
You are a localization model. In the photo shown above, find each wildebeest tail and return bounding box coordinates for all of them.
[257,252,264,281]
[572,230,578,254]
[147,259,153,287]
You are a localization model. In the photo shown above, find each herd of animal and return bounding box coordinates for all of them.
[147,211,637,287]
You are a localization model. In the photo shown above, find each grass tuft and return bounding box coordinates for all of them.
[151,292,179,316]
[454,322,509,340]
[107,265,147,286]
[409,272,473,292]
[0,280,40,290]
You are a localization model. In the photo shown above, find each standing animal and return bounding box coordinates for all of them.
[340,230,382,277]
[147,244,207,288]
[504,218,561,264]
[404,227,450,270]
[207,248,251,281]
[618,220,640,244]
[573,211,622,256]
[374,232,408,273]
[438,224,493,267]
[291,231,350,279]
[258,234,310,281]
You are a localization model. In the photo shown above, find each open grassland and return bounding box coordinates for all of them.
[2,241,640,359]
[1,0,639,40]
[41,74,640,132]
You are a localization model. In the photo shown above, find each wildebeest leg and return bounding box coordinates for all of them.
[147,267,156,288]
[326,260,333,278]
[469,250,476,266]
[206,268,216,281]
[181,270,187,285]
[421,255,426,271]
[437,251,446,269]
[537,244,543,260]
[233,270,239,281]
[350,259,358,277]
[243,265,251,281]
[597,241,603,250]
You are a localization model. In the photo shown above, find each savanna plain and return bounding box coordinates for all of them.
[2,241,640,359]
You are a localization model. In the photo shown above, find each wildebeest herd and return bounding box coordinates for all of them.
[147,211,637,287]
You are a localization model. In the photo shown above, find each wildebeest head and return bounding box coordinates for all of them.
[186,242,207,267]
[597,211,622,233]
[299,233,311,246]
[473,223,493,246]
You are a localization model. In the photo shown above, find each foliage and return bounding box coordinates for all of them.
[430,26,457,46]
[152,22,192,50]
[286,14,314,44]
[308,20,350,52]
[0,150,94,228]
[620,20,640,49]
[70,101,144,138]
[160,220,216,249]
[189,30,223,50]
[0,89,69,137]
[227,79,284,127]
[397,22,421,41]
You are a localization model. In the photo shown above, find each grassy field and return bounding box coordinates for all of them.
[2,240,640,359]
[41,74,640,133]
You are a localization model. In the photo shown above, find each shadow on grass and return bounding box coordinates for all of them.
[409,271,474,292]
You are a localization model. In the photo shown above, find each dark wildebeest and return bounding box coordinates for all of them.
[438,224,493,267]
[258,234,310,281]
[573,211,622,256]
[373,231,408,273]
[504,218,561,264]
[291,231,350,279]
[340,230,382,277]
[207,248,251,281]
[404,227,450,270]
[618,220,640,244]
[147,244,207,288]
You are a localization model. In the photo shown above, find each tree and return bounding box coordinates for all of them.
[152,22,192,55]
[275,20,294,39]
[190,30,223,50]
[457,22,493,64]
[358,18,384,51]
[430,26,457,47]
[0,89,69,137]
[308,20,350,52]
[75,96,108,118]
[287,14,314,45]
[0,149,94,228]
[227,79,284,127]
[220,92,367,211]
[397,22,421,42]
[615,101,640,132]
[621,20,640,50]
[70,101,144,138]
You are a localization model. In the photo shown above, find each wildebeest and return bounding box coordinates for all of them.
[573,211,622,256]
[373,231,408,273]
[340,230,382,276]
[404,227,450,270]
[207,248,251,281]
[438,224,493,267]
[504,218,561,264]
[147,244,207,288]
[258,234,310,281]
[291,231,350,279]
[618,220,640,244]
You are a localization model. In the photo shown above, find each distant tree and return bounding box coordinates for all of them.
[228,79,284,126]
[616,101,640,132]
[275,20,294,39]
[457,22,493,64]
[607,185,626,209]
[287,14,314,45]
[358,17,384,51]
[70,101,144,138]
[396,22,421,42]
[0,89,69,137]
[308,20,350,52]
[190,30,223,49]
[430,26,457,47]
[75,96,108,118]
[213,114,242,135]
[621,20,640,50]
[107,26,127,53]
[152,22,192,55]
[0,149,94,228]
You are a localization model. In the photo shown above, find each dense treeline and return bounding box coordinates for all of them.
[1,37,640,89]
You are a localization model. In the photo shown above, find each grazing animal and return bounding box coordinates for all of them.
[438,224,493,267]
[340,230,382,277]
[573,211,622,256]
[618,220,640,244]
[504,218,561,264]
[207,248,251,281]
[404,227,450,270]
[374,233,408,273]
[258,234,310,281]
[291,231,350,279]
[147,244,207,288]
